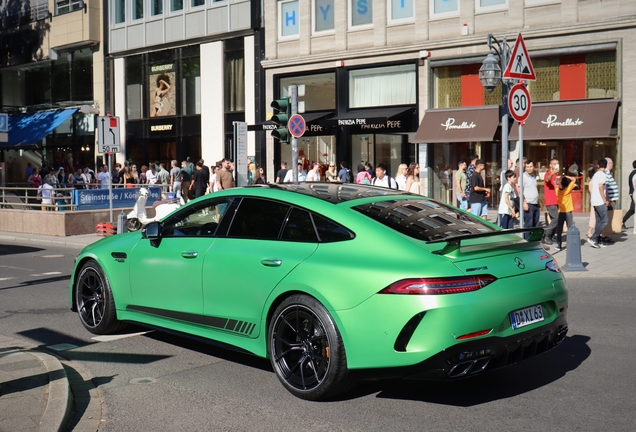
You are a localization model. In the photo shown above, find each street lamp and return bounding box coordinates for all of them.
[479,34,514,223]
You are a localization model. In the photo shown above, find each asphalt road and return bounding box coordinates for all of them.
[0,242,634,431]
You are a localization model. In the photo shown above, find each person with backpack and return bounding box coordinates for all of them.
[338,161,352,183]
[372,163,398,189]
[356,164,372,184]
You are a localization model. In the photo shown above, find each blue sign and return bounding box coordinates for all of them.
[0,113,7,132]
[289,114,306,138]
[280,0,299,37]
[72,187,162,210]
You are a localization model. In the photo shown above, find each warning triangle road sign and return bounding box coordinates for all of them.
[503,33,536,81]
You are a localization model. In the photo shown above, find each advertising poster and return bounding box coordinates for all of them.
[149,64,176,117]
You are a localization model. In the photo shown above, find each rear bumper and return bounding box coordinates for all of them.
[361,314,568,381]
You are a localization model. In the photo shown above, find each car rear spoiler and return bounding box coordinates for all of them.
[428,227,544,255]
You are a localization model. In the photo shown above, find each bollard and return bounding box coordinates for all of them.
[117,211,128,234]
[561,224,587,272]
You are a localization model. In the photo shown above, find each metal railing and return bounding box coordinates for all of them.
[0,186,77,211]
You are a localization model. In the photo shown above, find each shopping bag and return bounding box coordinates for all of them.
[602,209,623,235]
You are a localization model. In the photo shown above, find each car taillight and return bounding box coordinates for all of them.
[379,275,497,295]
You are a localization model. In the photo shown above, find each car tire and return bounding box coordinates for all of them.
[76,260,127,335]
[127,218,142,231]
[268,294,354,400]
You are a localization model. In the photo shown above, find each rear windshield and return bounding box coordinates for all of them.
[352,199,496,241]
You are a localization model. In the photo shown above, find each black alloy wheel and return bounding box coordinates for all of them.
[76,260,126,334]
[269,294,353,400]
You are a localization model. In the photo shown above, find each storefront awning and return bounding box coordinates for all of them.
[2,108,77,148]
[413,106,500,143]
[508,99,619,140]
[248,111,334,132]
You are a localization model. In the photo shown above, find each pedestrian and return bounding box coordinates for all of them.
[337,161,351,183]
[521,160,540,234]
[253,166,266,184]
[217,158,236,190]
[372,163,398,189]
[498,170,518,229]
[210,165,219,191]
[139,165,148,185]
[170,160,182,198]
[25,162,34,181]
[356,164,372,184]
[284,162,307,182]
[555,175,578,251]
[146,163,158,185]
[586,165,597,239]
[464,154,479,200]
[588,158,610,249]
[56,167,67,188]
[622,160,636,229]
[190,161,209,198]
[325,162,339,182]
[468,159,490,220]
[97,165,110,189]
[111,163,122,187]
[131,164,139,184]
[275,161,288,184]
[28,170,42,188]
[405,162,422,194]
[542,158,560,245]
[307,162,321,182]
[395,163,408,191]
[180,160,193,202]
[37,177,54,211]
[605,157,619,210]
[455,160,468,211]
[122,166,135,188]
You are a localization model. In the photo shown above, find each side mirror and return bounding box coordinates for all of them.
[142,222,161,242]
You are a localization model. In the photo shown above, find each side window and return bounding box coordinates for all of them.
[281,208,318,242]
[162,198,232,237]
[312,213,354,242]
[228,198,290,240]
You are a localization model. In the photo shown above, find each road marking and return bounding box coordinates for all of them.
[40,254,66,258]
[0,264,33,271]
[91,331,153,342]
[30,271,63,277]
[0,277,15,281]
[47,343,78,351]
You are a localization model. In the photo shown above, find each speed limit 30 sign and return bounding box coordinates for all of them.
[508,83,532,123]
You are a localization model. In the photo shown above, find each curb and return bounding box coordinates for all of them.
[31,351,72,432]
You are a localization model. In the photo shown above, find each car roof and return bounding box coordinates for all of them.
[245,182,408,204]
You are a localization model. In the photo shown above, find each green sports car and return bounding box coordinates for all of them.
[69,183,568,400]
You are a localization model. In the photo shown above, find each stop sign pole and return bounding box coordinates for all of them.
[508,83,532,229]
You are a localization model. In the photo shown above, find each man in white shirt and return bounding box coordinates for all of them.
[283,162,307,182]
[37,178,54,211]
[588,158,609,248]
[372,163,398,189]
[97,165,110,189]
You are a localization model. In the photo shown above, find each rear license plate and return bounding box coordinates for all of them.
[510,305,544,330]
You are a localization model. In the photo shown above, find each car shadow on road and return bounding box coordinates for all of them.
[0,244,44,256]
[342,334,591,405]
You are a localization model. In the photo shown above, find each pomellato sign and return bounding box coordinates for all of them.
[441,117,477,131]
[541,114,584,128]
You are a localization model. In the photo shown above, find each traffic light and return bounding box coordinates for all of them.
[270,97,290,144]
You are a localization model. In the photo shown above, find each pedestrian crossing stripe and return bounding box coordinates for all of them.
[503,33,536,81]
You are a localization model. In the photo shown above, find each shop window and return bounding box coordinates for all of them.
[133,0,144,20]
[72,49,93,102]
[430,0,458,17]
[389,0,414,22]
[225,50,245,112]
[279,72,336,111]
[52,53,71,103]
[586,52,616,99]
[24,65,52,106]
[151,0,163,16]
[182,53,201,115]
[126,57,143,120]
[434,66,461,108]
[313,0,334,33]
[171,0,184,12]
[279,0,299,39]
[114,0,126,23]
[349,64,416,108]
[476,0,507,13]
[56,0,83,15]
[350,0,372,27]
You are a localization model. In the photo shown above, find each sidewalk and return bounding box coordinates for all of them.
[0,215,634,431]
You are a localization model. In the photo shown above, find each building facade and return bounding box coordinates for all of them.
[106,0,263,180]
[263,0,636,214]
[0,0,104,184]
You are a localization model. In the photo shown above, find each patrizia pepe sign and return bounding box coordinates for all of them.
[441,118,477,131]
[541,114,584,128]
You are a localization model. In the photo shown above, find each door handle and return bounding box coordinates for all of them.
[181,251,199,259]
[260,259,282,267]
